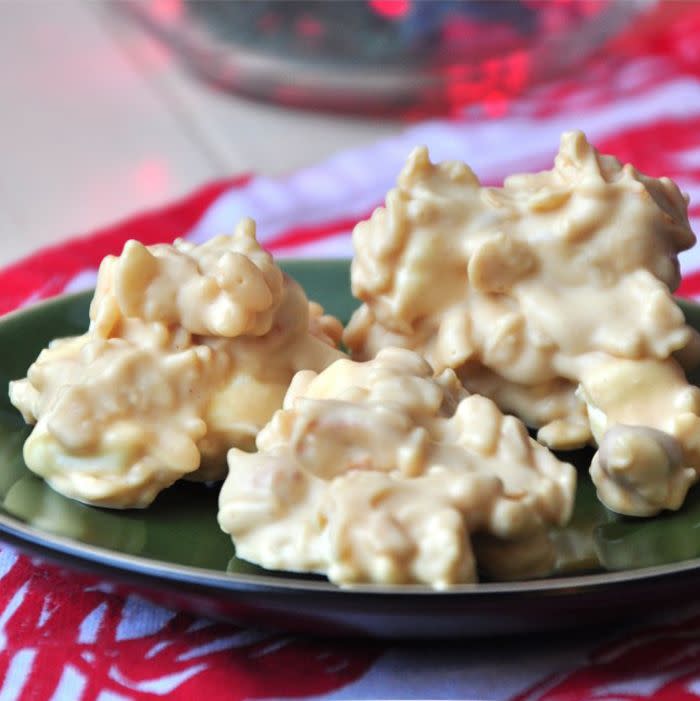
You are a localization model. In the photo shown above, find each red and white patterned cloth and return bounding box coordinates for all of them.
[4,6,700,698]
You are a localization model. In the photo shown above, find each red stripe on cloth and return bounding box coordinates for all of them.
[0,175,250,316]
[595,116,700,181]
[677,270,700,298]
[264,209,377,253]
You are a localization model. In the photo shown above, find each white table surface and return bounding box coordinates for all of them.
[0,0,398,268]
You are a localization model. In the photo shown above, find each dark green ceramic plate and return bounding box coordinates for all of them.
[2,259,700,638]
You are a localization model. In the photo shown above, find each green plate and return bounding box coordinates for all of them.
[2,259,700,638]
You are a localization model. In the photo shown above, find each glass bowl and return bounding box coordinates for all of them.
[123,0,655,117]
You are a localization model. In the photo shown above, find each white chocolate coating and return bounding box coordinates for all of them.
[9,220,343,507]
[344,131,700,515]
[218,348,576,588]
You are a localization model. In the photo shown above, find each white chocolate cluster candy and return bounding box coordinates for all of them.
[218,348,576,589]
[9,220,344,508]
[344,132,700,516]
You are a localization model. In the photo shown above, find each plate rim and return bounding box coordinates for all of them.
[3,508,700,597]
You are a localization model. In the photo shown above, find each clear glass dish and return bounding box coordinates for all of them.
[122,0,655,117]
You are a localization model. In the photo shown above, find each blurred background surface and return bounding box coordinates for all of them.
[0,0,681,267]
[0,0,397,266]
